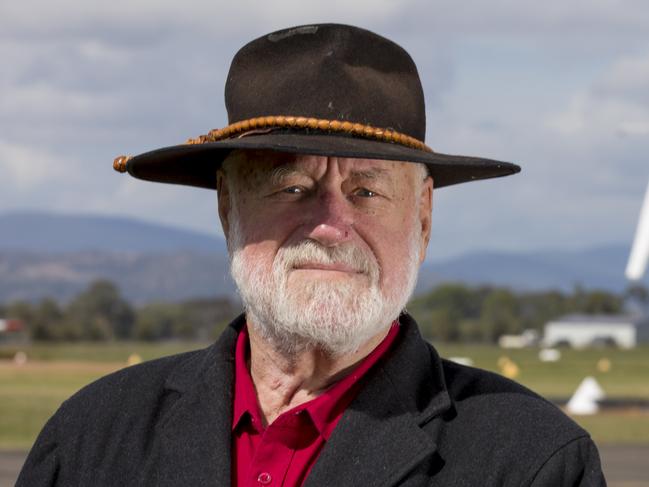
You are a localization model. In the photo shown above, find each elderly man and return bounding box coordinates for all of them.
[18,24,605,486]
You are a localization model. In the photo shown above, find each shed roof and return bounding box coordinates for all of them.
[549,314,642,325]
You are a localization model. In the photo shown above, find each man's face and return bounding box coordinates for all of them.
[218,151,433,356]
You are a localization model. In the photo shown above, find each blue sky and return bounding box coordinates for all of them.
[1,0,648,261]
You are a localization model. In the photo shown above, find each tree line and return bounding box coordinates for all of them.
[0,280,239,342]
[408,283,648,343]
[1,280,647,343]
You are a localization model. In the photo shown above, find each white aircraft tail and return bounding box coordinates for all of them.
[626,179,649,281]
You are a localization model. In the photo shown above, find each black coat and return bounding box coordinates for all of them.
[17,314,606,486]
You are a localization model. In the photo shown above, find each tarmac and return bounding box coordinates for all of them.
[2,445,647,486]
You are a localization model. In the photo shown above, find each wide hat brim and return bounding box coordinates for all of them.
[120,24,521,189]
[124,132,520,190]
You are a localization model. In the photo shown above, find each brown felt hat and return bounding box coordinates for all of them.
[113,23,520,188]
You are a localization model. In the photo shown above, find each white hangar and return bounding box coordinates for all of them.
[543,314,649,349]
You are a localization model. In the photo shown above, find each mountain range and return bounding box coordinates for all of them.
[0,211,638,304]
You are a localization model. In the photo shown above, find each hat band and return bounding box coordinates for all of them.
[113,115,432,174]
[187,115,432,152]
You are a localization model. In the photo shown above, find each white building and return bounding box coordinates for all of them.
[543,314,649,349]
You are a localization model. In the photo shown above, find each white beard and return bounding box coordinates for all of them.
[228,213,421,358]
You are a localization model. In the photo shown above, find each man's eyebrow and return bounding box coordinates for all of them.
[349,167,391,180]
[268,163,303,185]
[266,164,391,185]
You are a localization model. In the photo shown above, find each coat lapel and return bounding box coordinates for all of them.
[155,319,243,487]
[304,315,452,487]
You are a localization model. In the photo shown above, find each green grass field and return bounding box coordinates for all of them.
[434,344,649,399]
[0,341,208,363]
[1,342,648,450]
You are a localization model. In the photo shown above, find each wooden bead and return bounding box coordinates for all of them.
[296,117,308,127]
[317,119,330,130]
[113,156,129,173]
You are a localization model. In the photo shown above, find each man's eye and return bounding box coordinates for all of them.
[354,188,377,198]
[283,186,303,194]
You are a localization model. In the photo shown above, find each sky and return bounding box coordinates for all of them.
[1,0,649,262]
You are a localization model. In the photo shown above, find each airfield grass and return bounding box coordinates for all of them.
[1,342,648,450]
[433,344,649,399]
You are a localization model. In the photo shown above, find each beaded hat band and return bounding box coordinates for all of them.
[113,115,431,173]
[187,116,431,151]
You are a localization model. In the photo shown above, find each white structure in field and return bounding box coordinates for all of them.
[498,329,539,349]
[566,377,605,415]
[543,314,648,349]
[626,179,649,281]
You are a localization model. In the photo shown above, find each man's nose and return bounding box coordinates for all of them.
[305,191,354,247]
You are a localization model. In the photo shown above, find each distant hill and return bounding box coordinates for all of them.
[0,211,227,253]
[0,250,236,304]
[0,211,640,304]
[0,211,233,304]
[418,245,634,294]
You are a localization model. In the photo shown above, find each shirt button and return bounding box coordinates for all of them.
[257,472,272,485]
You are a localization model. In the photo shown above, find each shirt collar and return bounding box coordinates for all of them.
[232,322,400,439]
[232,325,264,434]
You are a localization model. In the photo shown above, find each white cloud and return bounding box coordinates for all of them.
[410,0,649,38]
[3,0,649,44]
[0,0,404,42]
[0,140,68,190]
[4,83,121,122]
[548,51,649,136]
[595,52,649,106]
[618,121,649,136]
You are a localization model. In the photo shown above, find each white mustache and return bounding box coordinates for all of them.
[276,240,376,276]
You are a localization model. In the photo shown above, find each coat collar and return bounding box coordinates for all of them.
[156,313,451,487]
[304,313,451,487]
[155,315,242,486]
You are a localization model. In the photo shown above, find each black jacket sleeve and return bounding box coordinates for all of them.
[528,436,606,487]
[15,410,61,487]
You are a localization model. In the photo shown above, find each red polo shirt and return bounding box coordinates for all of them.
[231,323,399,487]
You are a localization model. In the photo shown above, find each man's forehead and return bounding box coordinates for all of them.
[227,150,413,177]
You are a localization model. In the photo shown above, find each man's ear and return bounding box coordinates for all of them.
[418,176,433,264]
[216,170,231,238]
